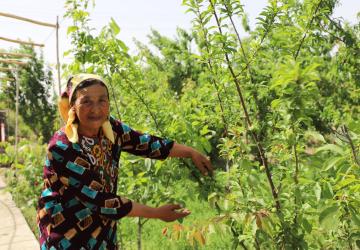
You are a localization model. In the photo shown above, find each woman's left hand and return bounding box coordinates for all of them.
[169,143,214,176]
[190,150,213,176]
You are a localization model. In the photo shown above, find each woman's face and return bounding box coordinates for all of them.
[73,83,110,133]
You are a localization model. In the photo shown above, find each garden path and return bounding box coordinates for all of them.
[0,176,39,249]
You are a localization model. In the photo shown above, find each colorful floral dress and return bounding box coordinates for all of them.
[37,116,174,249]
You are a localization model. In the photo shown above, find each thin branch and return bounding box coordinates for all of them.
[294,0,323,60]
[141,218,149,226]
[235,8,279,79]
[104,63,122,120]
[209,0,281,210]
[342,126,360,167]
[222,2,254,83]
[293,144,300,224]
[113,66,162,134]
[325,13,359,50]
[194,6,229,136]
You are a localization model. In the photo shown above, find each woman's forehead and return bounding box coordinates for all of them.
[76,84,108,98]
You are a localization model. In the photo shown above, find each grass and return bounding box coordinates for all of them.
[117,179,233,250]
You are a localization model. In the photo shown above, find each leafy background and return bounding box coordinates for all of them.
[0,0,359,249]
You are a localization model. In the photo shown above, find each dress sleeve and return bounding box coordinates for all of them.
[45,142,132,220]
[112,118,175,160]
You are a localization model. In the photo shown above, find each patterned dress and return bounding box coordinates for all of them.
[37,116,174,249]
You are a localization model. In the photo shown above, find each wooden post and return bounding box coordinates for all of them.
[0,77,15,82]
[0,52,32,58]
[14,68,19,168]
[0,111,6,142]
[0,12,57,28]
[0,36,44,47]
[56,16,61,96]
[0,67,13,72]
[0,121,5,142]
[0,59,28,66]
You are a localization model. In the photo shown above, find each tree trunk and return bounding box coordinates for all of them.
[117,221,123,250]
[137,218,142,250]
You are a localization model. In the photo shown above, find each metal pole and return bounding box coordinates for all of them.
[56,16,61,96]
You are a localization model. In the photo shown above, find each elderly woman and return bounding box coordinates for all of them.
[37,73,213,249]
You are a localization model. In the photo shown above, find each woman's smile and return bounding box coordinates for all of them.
[87,115,104,121]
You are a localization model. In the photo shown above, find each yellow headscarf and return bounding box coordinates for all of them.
[58,73,115,144]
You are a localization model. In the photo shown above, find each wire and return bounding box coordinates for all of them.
[41,16,65,45]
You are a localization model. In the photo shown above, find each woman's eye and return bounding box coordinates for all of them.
[81,100,92,106]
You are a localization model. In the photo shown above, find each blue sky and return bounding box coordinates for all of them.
[0,0,359,70]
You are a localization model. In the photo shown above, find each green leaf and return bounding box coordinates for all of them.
[208,192,218,201]
[270,99,282,109]
[323,156,344,171]
[116,39,128,52]
[200,125,209,136]
[239,159,253,170]
[314,182,321,201]
[109,17,120,35]
[200,138,212,153]
[348,120,360,134]
[322,182,334,199]
[305,131,325,143]
[315,144,344,155]
[335,176,358,190]
[349,207,360,227]
[177,217,184,224]
[67,25,78,35]
[319,205,339,225]
[302,218,312,233]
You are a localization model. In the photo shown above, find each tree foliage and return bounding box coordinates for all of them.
[3,0,358,248]
[1,45,57,142]
[42,0,360,248]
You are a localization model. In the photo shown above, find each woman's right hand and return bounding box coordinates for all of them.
[155,204,191,222]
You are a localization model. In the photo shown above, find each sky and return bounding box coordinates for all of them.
[0,0,359,81]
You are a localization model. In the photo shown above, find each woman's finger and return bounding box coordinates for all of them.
[174,209,191,219]
[196,160,209,175]
[203,160,214,174]
[170,204,182,211]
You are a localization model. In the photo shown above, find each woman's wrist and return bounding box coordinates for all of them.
[128,202,158,219]
[169,143,195,158]
[127,202,190,222]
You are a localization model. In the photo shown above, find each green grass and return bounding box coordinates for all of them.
[117,179,233,250]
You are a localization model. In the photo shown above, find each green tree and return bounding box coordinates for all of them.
[135,28,206,95]
[2,45,56,142]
